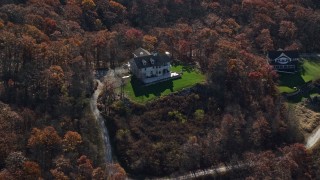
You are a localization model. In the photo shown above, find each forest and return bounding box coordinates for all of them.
[0,0,320,179]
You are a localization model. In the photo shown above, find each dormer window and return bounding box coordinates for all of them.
[142,59,147,65]
[150,58,155,65]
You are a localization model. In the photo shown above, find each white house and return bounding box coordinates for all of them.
[129,48,173,84]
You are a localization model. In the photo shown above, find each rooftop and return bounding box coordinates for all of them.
[268,50,300,59]
[131,54,171,69]
[133,48,151,57]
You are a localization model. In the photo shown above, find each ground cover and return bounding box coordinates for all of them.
[278,59,320,102]
[124,65,205,103]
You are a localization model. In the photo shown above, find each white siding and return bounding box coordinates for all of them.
[131,62,171,82]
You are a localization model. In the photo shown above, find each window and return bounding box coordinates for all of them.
[142,59,147,65]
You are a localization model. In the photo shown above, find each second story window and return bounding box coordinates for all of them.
[142,59,147,66]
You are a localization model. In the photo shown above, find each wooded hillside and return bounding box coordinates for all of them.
[0,0,319,179]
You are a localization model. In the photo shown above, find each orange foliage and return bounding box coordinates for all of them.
[109,1,126,13]
[0,20,4,29]
[48,65,65,87]
[256,29,274,52]
[0,169,15,180]
[62,131,82,152]
[279,20,297,39]
[142,35,158,51]
[77,155,93,179]
[106,163,126,180]
[50,168,69,180]
[125,28,143,41]
[23,161,42,179]
[28,126,62,149]
[81,0,96,11]
[44,18,57,35]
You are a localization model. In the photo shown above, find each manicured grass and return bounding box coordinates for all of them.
[301,60,320,82]
[278,72,305,93]
[278,59,320,102]
[278,86,296,93]
[278,60,320,93]
[124,65,205,103]
[310,93,320,98]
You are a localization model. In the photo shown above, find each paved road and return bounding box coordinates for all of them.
[90,79,113,163]
[306,126,320,149]
[151,163,250,180]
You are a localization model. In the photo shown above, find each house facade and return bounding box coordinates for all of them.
[129,48,172,83]
[267,50,300,72]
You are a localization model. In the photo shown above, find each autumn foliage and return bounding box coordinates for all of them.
[0,0,319,179]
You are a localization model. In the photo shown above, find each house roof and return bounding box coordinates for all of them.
[133,48,151,57]
[130,54,171,69]
[268,50,300,60]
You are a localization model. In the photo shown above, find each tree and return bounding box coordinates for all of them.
[279,20,297,39]
[23,161,42,180]
[125,28,143,49]
[44,18,57,35]
[77,155,93,179]
[92,167,105,180]
[0,102,22,167]
[220,113,244,154]
[181,136,201,171]
[51,155,72,179]
[256,29,274,53]
[28,126,62,150]
[250,116,271,147]
[142,35,157,52]
[62,131,82,152]
[0,169,15,180]
[28,126,62,167]
[5,152,27,173]
[50,168,70,180]
[106,163,126,180]
[53,155,72,172]
[280,143,311,178]
[194,109,205,121]
[81,0,96,11]
[109,0,126,14]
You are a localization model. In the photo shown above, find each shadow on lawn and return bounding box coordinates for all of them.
[130,77,174,98]
[287,89,318,103]
[278,72,305,88]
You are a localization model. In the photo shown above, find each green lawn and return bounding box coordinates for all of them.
[301,60,320,82]
[278,72,305,93]
[278,86,296,93]
[278,60,320,93]
[124,65,205,103]
[278,59,320,102]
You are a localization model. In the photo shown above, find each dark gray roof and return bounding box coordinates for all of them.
[130,53,171,69]
[133,48,151,57]
[268,50,300,60]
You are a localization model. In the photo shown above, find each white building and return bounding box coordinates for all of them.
[129,48,173,84]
